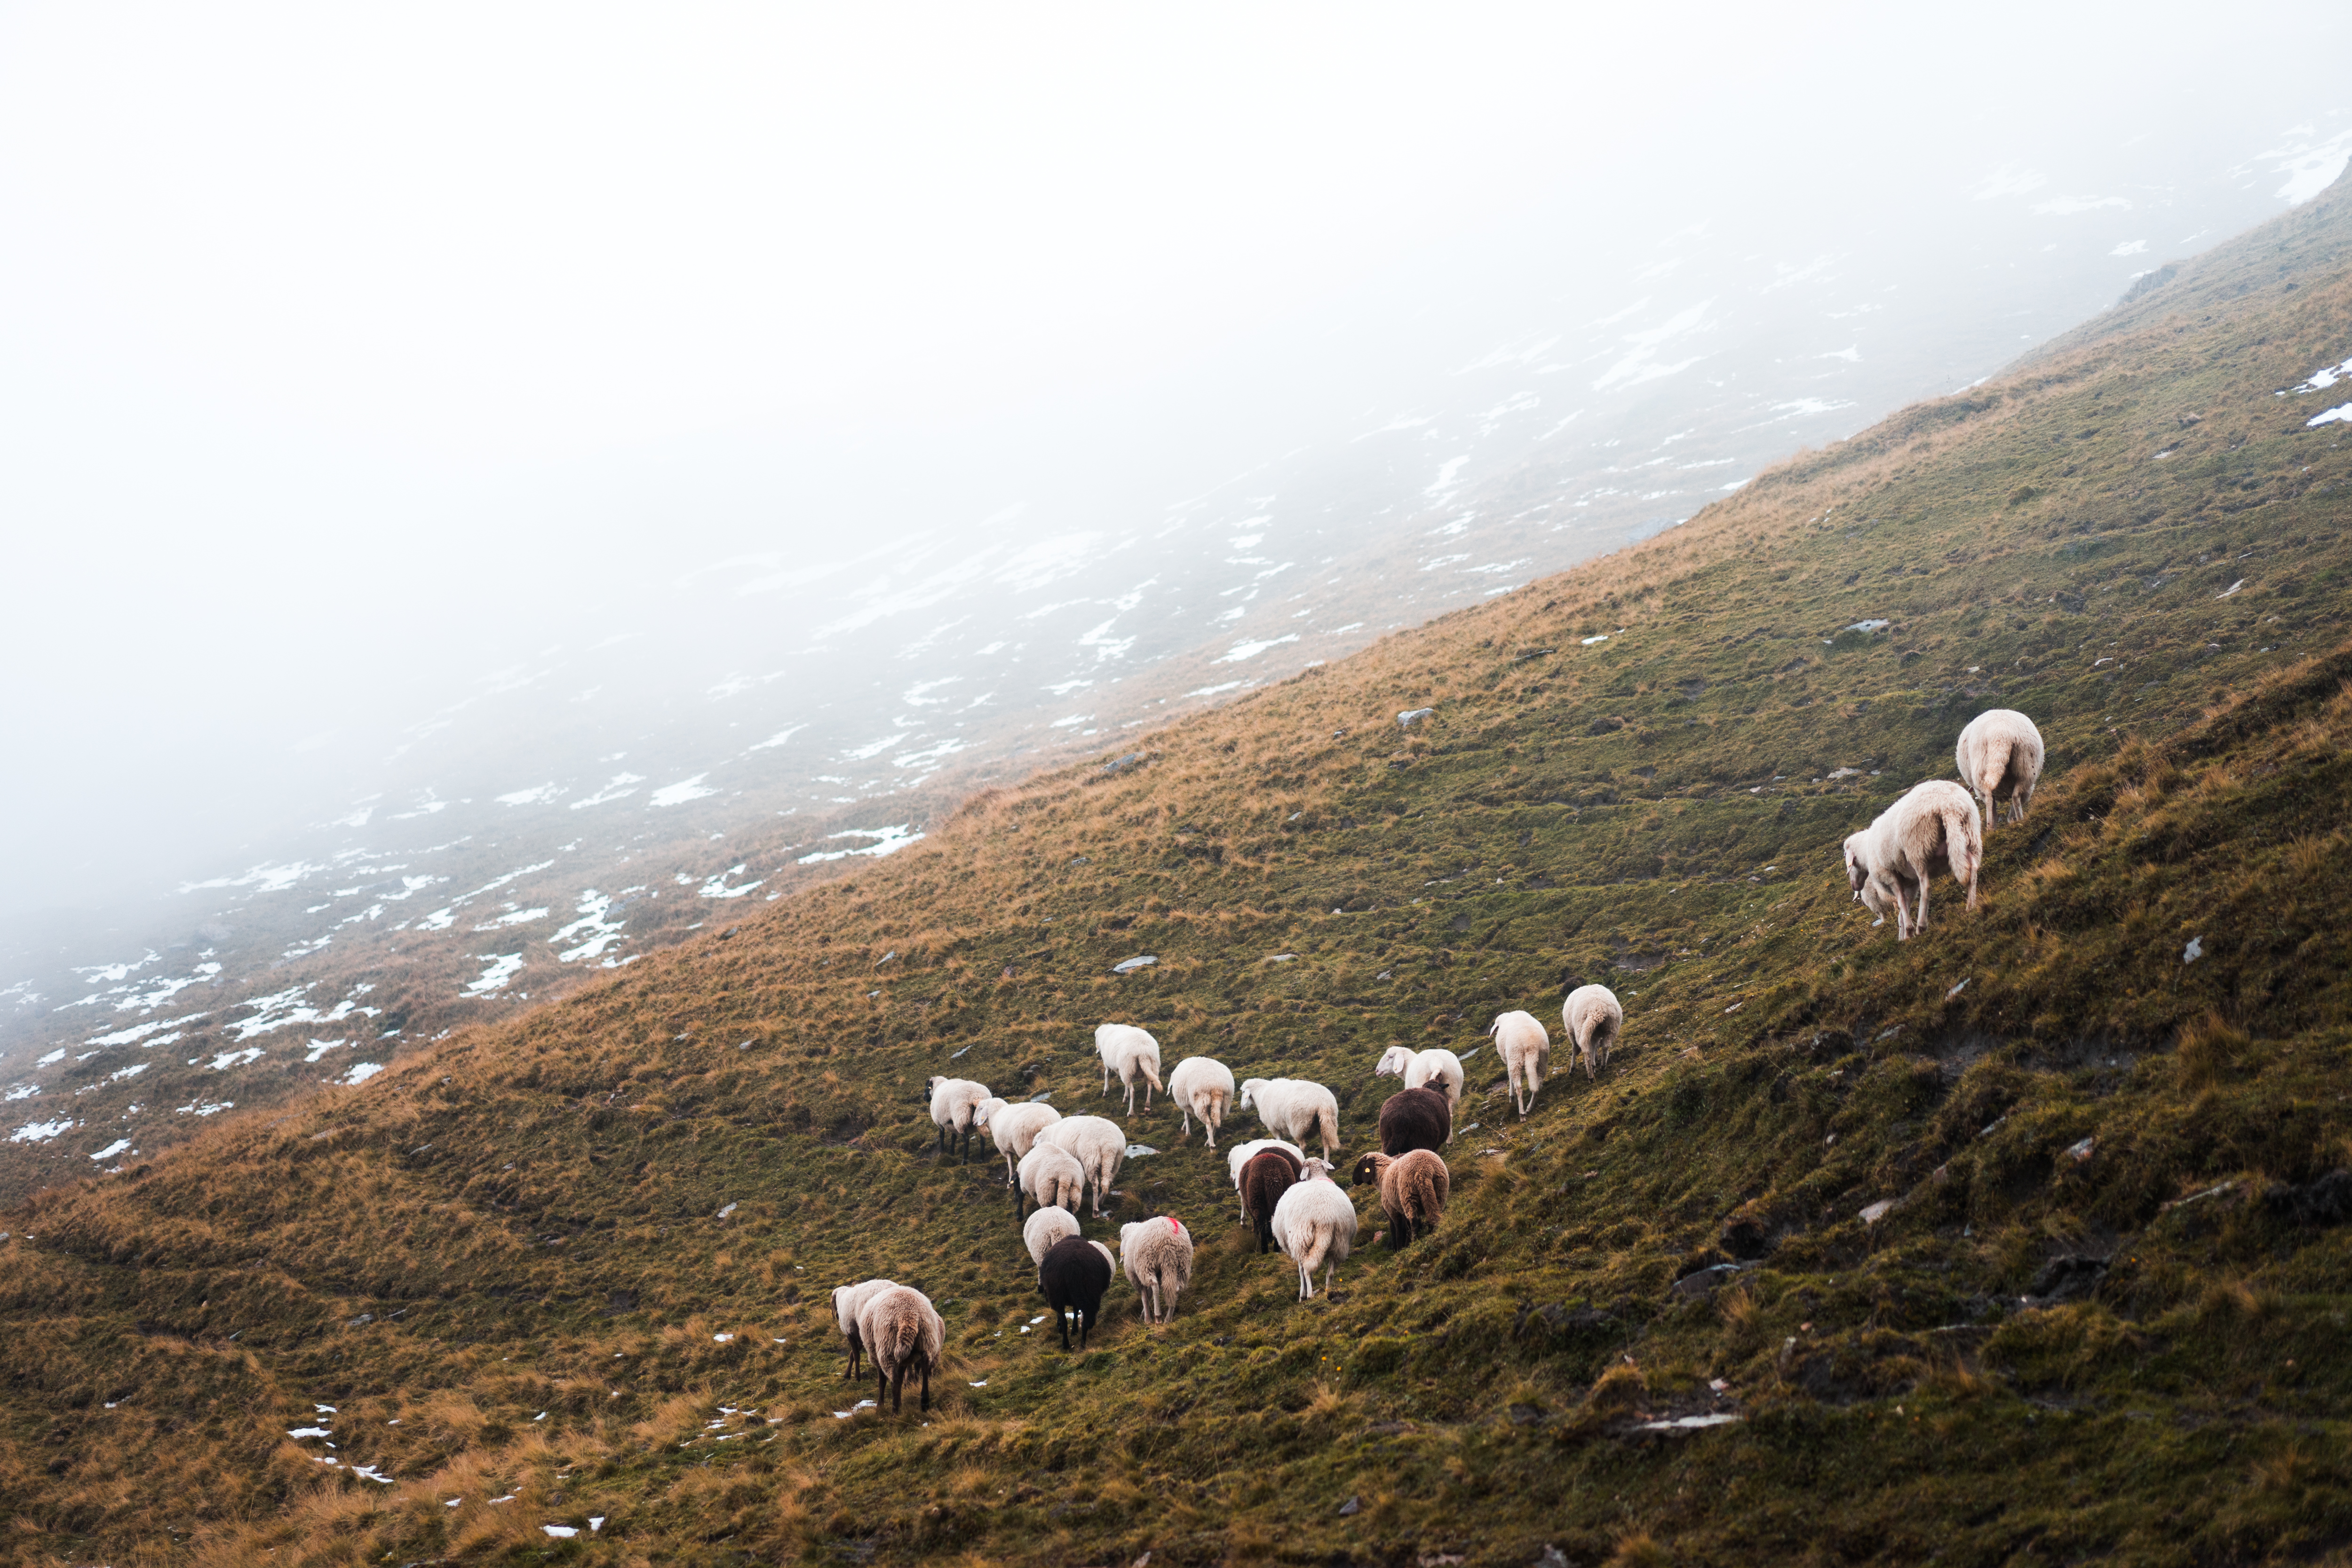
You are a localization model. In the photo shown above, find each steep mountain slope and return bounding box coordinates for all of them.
[4,172,2351,1566]
[6,132,2326,1196]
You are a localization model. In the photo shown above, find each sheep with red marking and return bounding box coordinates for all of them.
[1956,708,2044,827]
[1118,1215,1194,1324]
[1351,1148,1450,1248]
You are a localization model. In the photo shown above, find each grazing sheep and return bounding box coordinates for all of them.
[1095,1023,1164,1115]
[1118,1216,1195,1324]
[1037,1114,1128,1218]
[1270,1157,1359,1301]
[1038,1235,1112,1351]
[926,1076,993,1165]
[1560,982,1624,1081]
[1226,1137,1307,1223]
[1023,1205,1081,1267]
[976,1098,1063,1188]
[1165,1055,1236,1147]
[1487,1010,1552,1118]
[1374,1045,1465,1131]
[830,1277,899,1381]
[1351,1149,1450,1248]
[1016,1140,1086,1225]
[1843,780,1984,941]
[855,1284,945,1414]
[1376,1086,1451,1156]
[1238,1077,1341,1161]
[1239,1146,1303,1253]
[1956,708,2045,827]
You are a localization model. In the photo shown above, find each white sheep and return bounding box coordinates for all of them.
[926,1075,993,1164]
[1023,1205,1081,1267]
[1956,708,2045,827]
[1164,1055,1236,1147]
[1094,1023,1165,1115]
[1036,1114,1128,1218]
[856,1284,946,1413]
[1374,1045,1465,1134]
[830,1277,899,1381]
[1118,1216,1195,1324]
[1017,1140,1086,1223]
[1237,1077,1340,1162]
[1487,1010,1551,1118]
[975,1097,1063,1188]
[1561,984,1623,1081]
[1269,1157,1359,1301]
[1225,1137,1307,1223]
[1843,779,1984,941]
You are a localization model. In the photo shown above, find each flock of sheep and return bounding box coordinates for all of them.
[825,708,2046,1414]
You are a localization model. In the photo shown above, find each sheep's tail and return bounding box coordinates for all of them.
[1317,1102,1339,1156]
[1942,799,1984,907]
[1142,1055,1164,1092]
[1972,733,2014,804]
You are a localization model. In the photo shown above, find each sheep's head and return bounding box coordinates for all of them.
[1373,1046,1410,1077]
[1350,1152,1388,1187]
[1238,1078,1268,1109]
[1841,834,1870,894]
[1299,1157,1335,1183]
[972,1097,1006,1129]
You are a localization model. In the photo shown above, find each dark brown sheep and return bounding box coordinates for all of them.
[1039,1235,1112,1351]
[1376,1085,1450,1156]
[1239,1147,1302,1254]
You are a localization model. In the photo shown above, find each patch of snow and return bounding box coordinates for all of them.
[338,1063,385,1087]
[1215,634,1300,664]
[1186,681,1247,697]
[569,772,645,809]
[472,907,550,930]
[302,1039,348,1064]
[650,775,719,807]
[175,1100,234,1116]
[748,724,806,751]
[795,826,922,865]
[106,1062,149,1083]
[415,907,457,931]
[462,955,525,997]
[552,890,630,963]
[495,784,564,807]
[9,1118,73,1144]
[2109,239,2147,256]
[199,1048,265,1071]
[2307,402,2352,429]
[699,865,765,900]
[90,1138,133,1162]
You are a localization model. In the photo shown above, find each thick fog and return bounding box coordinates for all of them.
[4,1,2349,947]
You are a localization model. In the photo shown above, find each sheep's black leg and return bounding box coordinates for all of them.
[876,1364,887,1410]
[846,1336,861,1380]
[1058,1309,1072,1352]
[892,1368,905,1414]
[921,1363,931,1413]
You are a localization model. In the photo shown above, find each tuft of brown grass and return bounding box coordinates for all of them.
[2176,1011,2253,1092]
[1610,1531,1674,1567]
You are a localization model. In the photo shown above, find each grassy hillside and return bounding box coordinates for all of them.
[5,171,2352,1567]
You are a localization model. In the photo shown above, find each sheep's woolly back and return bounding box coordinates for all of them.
[1562,985,1623,1079]
[832,1277,898,1341]
[1165,1056,1236,1142]
[1376,1086,1450,1155]
[1095,1023,1164,1108]
[1038,1114,1128,1211]
[1227,1138,1305,1189]
[1956,708,2045,825]
[1491,1009,1552,1113]
[1381,1148,1449,1231]
[1270,1164,1359,1299]
[856,1285,944,1382]
[985,1101,1063,1163]
[1404,1047,1465,1109]
[1849,779,1984,937]
[1118,1216,1195,1323]
[927,1077,992,1131]
[1237,1078,1341,1157]
[1017,1141,1085,1214]
[1023,1205,1081,1267]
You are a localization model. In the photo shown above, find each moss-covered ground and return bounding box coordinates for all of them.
[4,175,2352,1567]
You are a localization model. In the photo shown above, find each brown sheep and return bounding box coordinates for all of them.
[1351,1148,1449,1248]
[1239,1146,1302,1254]
[1376,1085,1450,1155]
[854,1284,945,1414]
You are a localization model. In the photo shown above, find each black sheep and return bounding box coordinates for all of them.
[1240,1147,1302,1254]
[1377,1085,1451,1156]
[1038,1235,1111,1351]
